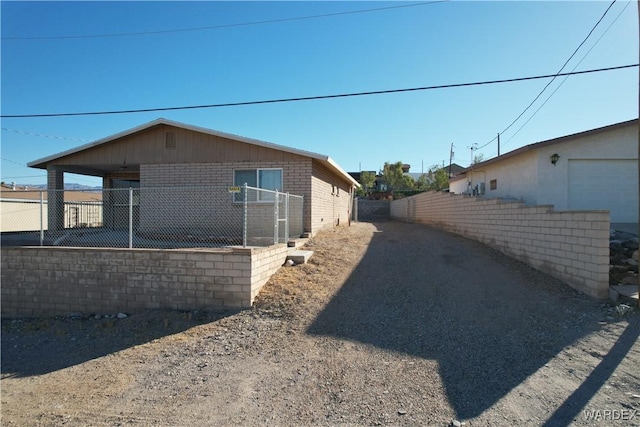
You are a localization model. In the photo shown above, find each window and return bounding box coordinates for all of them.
[234,168,283,201]
[490,179,497,191]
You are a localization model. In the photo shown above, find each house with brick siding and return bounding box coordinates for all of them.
[28,118,359,238]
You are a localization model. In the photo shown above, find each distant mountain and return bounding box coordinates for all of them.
[1,183,101,191]
[64,183,102,191]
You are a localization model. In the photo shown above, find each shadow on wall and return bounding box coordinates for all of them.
[305,221,625,421]
[0,309,240,378]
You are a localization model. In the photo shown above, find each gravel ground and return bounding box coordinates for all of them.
[2,221,639,426]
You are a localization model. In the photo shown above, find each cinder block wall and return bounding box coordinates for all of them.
[355,199,391,221]
[311,162,353,233]
[391,192,610,299]
[1,244,296,318]
[141,161,312,236]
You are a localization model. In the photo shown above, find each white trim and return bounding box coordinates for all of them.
[28,118,360,187]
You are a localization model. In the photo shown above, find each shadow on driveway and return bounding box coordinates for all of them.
[306,221,616,420]
[1,309,239,378]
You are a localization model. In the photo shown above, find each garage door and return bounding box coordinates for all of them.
[568,159,638,223]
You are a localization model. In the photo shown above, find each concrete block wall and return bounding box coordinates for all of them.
[1,243,299,318]
[249,244,296,301]
[311,162,353,233]
[355,199,391,221]
[391,191,610,299]
[141,161,312,235]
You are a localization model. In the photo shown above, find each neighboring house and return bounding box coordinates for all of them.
[444,163,466,178]
[348,171,384,191]
[408,163,466,186]
[0,184,102,232]
[27,118,359,237]
[449,119,639,224]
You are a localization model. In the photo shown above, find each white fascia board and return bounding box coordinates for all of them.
[27,118,359,187]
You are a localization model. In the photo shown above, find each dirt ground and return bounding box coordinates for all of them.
[2,221,639,426]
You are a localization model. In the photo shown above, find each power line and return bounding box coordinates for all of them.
[0,175,46,180]
[2,64,636,119]
[1,157,28,167]
[496,0,632,155]
[3,1,447,41]
[476,0,618,151]
[1,127,89,142]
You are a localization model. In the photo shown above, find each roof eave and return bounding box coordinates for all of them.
[456,118,639,173]
[27,118,360,187]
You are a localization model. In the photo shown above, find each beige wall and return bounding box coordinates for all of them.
[1,200,46,232]
[1,199,103,232]
[450,122,638,222]
[140,161,313,238]
[311,162,353,234]
[1,243,299,317]
[140,159,353,237]
[391,191,610,299]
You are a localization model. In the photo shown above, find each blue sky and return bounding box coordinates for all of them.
[1,1,637,186]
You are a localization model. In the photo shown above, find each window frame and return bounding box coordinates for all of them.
[233,168,283,203]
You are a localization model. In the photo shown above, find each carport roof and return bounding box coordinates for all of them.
[28,118,360,187]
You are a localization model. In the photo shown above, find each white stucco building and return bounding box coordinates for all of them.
[449,119,638,224]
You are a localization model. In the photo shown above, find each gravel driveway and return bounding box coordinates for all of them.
[2,221,639,426]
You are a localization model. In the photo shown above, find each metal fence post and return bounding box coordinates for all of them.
[243,183,248,248]
[274,190,279,244]
[39,191,44,246]
[128,187,133,249]
[285,192,290,242]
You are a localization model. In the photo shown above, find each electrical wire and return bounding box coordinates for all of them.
[1,157,28,167]
[475,0,619,151]
[1,127,89,142]
[3,1,447,41]
[1,64,636,119]
[0,175,46,180]
[494,0,632,155]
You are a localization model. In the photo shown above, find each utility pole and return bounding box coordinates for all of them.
[467,143,478,194]
[448,143,454,177]
[468,143,478,165]
[497,133,501,157]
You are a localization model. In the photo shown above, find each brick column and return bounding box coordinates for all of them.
[102,177,114,229]
[47,167,64,231]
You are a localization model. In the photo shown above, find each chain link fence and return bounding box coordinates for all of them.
[1,185,304,248]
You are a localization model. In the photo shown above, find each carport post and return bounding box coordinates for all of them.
[128,187,133,249]
[39,191,44,246]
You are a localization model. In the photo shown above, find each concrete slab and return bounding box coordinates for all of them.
[287,250,313,265]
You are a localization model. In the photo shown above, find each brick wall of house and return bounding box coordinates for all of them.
[1,243,297,318]
[140,161,312,236]
[391,191,610,299]
[311,162,353,233]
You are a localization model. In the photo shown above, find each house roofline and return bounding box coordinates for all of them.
[456,118,638,175]
[28,118,360,187]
